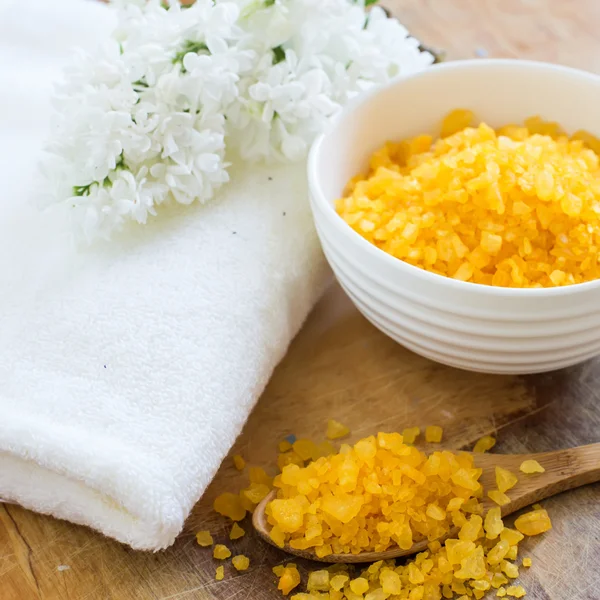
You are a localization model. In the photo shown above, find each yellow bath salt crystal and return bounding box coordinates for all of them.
[453,261,474,281]
[270,497,307,532]
[213,544,231,560]
[408,562,425,584]
[307,570,329,592]
[238,492,255,514]
[501,560,520,579]
[195,530,213,547]
[500,527,524,546]
[402,426,421,444]
[326,419,350,440]
[506,546,519,561]
[349,577,369,594]
[514,508,552,536]
[229,522,245,540]
[425,425,443,443]
[213,492,246,521]
[367,591,391,600]
[484,507,504,539]
[496,466,519,493]
[314,441,336,459]
[451,469,480,491]
[471,579,491,591]
[291,439,316,462]
[330,574,349,591]
[507,585,527,598]
[232,454,246,471]
[446,497,465,512]
[279,440,293,452]
[232,555,250,571]
[215,565,225,581]
[473,435,496,453]
[452,581,468,595]
[488,489,511,506]
[492,573,509,588]
[241,483,271,504]
[497,588,508,598]
[277,451,305,471]
[269,525,285,548]
[278,565,301,595]
[249,466,273,487]
[426,503,447,521]
[458,514,483,541]
[455,546,487,579]
[487,539,510,565]
[441,108,475,137]
[314,544,333,559]
[520,459,545,474]
[273,565,286,577]
[463,502,483,519]
[522,557,532,567]
[379,568,402,594]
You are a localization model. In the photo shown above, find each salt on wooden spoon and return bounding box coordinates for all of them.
[253,443,600,563]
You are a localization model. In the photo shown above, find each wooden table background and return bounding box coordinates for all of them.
[2,1,600,599]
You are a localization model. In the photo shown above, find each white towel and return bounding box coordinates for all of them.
[0,0,329,550]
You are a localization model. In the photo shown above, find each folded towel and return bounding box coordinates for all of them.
[0,0,329,550]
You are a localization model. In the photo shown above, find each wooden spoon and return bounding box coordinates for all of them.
[253,443,600,563]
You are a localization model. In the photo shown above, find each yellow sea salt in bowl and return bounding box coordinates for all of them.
[308,59,600,374]
[336,109,600,288]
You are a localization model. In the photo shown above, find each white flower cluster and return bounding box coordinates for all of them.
[44,0,432,240]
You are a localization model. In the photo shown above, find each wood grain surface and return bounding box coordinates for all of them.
[2,1,600,599]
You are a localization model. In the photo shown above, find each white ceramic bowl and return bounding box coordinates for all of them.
[308,59,600,374]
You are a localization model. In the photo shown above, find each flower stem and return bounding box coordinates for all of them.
[72,153,127,198]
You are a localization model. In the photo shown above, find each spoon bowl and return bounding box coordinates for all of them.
[253,443,600,563]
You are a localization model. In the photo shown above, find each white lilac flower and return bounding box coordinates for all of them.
[44,0,431,240]
[226,0,432,162]
[72,167,167,241]
[44,0,241,241]
[228,48,339,162]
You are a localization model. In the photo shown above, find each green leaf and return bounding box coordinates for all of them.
[132,78,148,90]
[265,0,275,5]
[272,45,285,65]
[115,152,126,171]
[365,0,378,5]
[73,184,94,197]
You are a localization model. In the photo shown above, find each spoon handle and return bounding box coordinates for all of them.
[480,442,600,515]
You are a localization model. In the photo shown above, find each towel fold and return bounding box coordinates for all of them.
[0,0,329,550]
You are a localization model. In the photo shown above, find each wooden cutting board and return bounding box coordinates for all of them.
[2,1,600,599]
